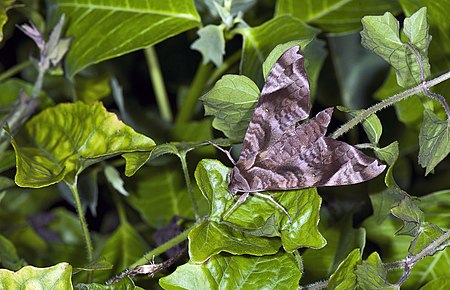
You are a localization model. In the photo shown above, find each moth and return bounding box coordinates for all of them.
[215,46,386,219]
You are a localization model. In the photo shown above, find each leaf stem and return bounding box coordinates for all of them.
[175,62,213,124]
[144,46,172,122]
[330,70,450,139]
[206,49,241,86]
[67,181,94,262]
[129,225,194,269]
[0,60,32,82]
[180,151,199,220]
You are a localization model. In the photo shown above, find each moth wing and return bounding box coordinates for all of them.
[238,46,310,168]
[237,109,385,191]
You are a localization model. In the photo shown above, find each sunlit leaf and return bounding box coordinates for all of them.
[391,196,424,236]
[47,0,201,77]
[12,102,155,187]
[328,249,361,290]
[337,106,382,144]
[355,252,396,289]
[276,0,401,33]
[0,262,73,289]
[409,222,444,255]
[420,277,450,290]
[160,251,301,290]
[0,0,14,42]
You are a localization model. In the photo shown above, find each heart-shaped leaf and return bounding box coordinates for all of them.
[12,102,155,188]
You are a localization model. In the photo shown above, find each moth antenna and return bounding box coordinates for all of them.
[251,192,292,223]
[208,141,236,165]
[222,192,249,220]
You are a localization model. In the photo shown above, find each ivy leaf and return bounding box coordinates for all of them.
[201,75,259,142]
[237,15,319,86]
[159,251,301,290]
[328,249,361,290]
[47,0,200,77]
[191,24,225,67]
[418,109,450,175]
[0,262,73,289]
[188,220,281,263]
[276,0,401,33]
[76,277,142,290]
[361,7,431,88]
[11,102,155,188]
[355,252,396,289]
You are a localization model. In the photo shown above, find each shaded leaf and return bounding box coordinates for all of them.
[416,189,450,228]
[127,166,200,228]
[12,102,155,187]
[409,222,444,255]
[361,8,431,87]
[76,74,111,104]
[369,188,405,224]
[0,262,73,289]
[201,74,259,141]
[237,15,319,86]
[355,252,396,289]
[96,222,148,282]
[328,249,361,290]
[0,150,15,174]
[0,234,25,270]
[191,24,225,67]
[73,257,113,274]
[160,251,301,290]
[276,0,401,33]
[418,109,450,175]
[47,0,201,77]
[391,196,424,236]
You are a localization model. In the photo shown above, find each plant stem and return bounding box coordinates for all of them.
[129,225,193,269]
[0,60,32,82]
[175,62,213,124]
[206,49,241,87]
[67,181,94,262]
[144,46,172,122]
[180,151,199,220]
[32,65,46,98]
[330,70,450,139]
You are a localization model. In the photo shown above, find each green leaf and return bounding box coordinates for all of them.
[418,109,450,175]
[374,141,400,188]
[369,188,405,224]
[201,74,259,141]
[416,189,450,228]
[355,252,396,289]
[328,249,361,290]
[361,7,431,87]
[76,73,111,104]
[0,234,25,271]
[96,222,148,282]
[12,101,155,187]
[0,262,73,289]
[0,176,14,191]
[0,0,14,42]
[191,24,225,67]
[188,220,281,263]
[47,0,200,77]
[276,0,401,33]
[160,251,301,290]
[409,222,444,255]
[73,257,113,274]
[420,277,450,290]
[301,213,364,282]
[0,150,15,173]
[391,196,424,236]
[76,277,140,290]
[127,165,200,228]
[237,15,320,85]
[337,106,382,144]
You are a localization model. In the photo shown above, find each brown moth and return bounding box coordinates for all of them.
[217,46,386,219]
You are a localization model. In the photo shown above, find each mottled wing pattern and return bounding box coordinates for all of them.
[237,46,310,169]
[238,108,386,191]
